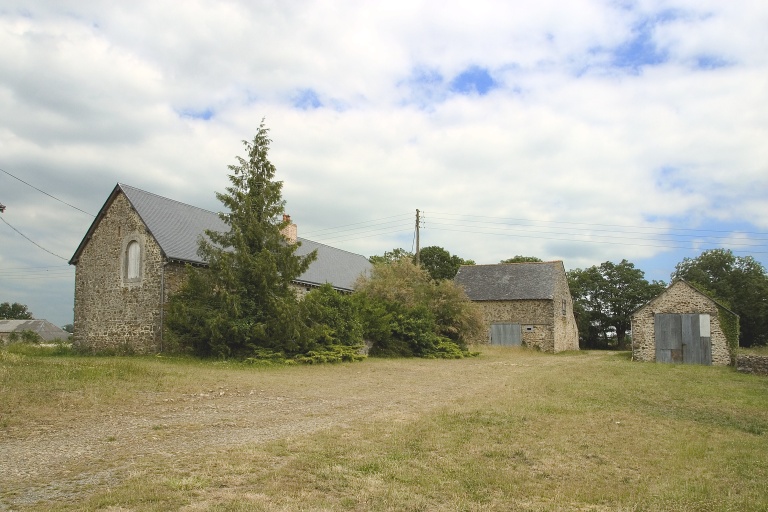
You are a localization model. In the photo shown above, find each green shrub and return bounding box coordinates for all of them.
[355,259,482,358]
[7,329,43,344]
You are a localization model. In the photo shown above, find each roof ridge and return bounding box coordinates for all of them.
[461,261,560,267]
[119,183,224,217]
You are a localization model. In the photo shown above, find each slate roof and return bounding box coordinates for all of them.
[454,262,563,301]
[0,319,70,341]
[70,184,371,292]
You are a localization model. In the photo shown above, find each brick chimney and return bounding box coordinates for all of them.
[281,214,297,244]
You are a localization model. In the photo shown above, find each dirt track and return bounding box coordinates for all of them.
[1,354,567,509]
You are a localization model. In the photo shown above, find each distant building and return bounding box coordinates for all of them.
[0,319,69,342]
[454,261,579,352]
[69,184,372,354]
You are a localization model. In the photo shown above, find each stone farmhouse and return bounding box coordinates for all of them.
[69,184,372,354]
[454,261,579,352]
[631,279,738,366]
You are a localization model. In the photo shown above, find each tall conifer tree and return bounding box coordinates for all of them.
[168,120,317,357]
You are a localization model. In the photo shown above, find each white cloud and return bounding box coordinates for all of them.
[0,0,766,326]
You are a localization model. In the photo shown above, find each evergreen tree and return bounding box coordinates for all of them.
[167,120,317,357]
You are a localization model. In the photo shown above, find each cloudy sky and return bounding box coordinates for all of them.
[1,1,766,327]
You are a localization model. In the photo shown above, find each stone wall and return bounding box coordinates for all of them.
[631,280,732,365]
[472,299,555,352]
[736,355,768,375]
[469,264,579,353]
[551,264,580,352]
[73,193,164,354]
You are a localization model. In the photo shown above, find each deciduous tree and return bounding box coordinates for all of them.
[369,248,413,265]
[0,302,33,320]
[568,260,665,349]
[418,246,475,280]
[672,249,768,346]
[500,256,542,263]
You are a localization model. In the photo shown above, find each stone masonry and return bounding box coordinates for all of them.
[73,193,165,353]
[631,280,734,365]
[470,272,578,353]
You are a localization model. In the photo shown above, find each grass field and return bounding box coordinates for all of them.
[1,345,767,511]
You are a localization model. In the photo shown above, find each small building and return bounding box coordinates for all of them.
[69,184,372,354]
[0,319,70,343]
[630,279,738,365]
[454,261,579,352]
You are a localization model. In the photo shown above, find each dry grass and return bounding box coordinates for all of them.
[1,347,767,511]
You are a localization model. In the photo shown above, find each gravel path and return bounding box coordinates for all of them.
[0,355,565,509]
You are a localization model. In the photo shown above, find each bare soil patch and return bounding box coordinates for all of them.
[1,350,578,509]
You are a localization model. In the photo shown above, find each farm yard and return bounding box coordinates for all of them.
[1,346,767,511]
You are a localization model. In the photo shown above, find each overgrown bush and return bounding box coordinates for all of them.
[354,259,483,358]
[7,330,43,344]
[299,284,366,363]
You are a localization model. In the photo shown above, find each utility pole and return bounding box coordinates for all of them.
[415,209,420,265]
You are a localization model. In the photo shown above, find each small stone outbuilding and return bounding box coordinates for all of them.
[631,279,738,365]
[69,184,372,354]
[454,261,579,352]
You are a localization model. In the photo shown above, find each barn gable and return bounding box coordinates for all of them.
[630,280,738,365]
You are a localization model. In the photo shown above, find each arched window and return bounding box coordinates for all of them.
[126,241,141,280]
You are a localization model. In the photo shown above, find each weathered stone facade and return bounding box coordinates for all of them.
[472,299,554,351]
[71,184,372,354]
[631,280,735,365]
[73,193,165,353]
[551,263,580,352]
[456,261,579,353]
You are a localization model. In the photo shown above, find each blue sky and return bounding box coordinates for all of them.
[0,0,766,327]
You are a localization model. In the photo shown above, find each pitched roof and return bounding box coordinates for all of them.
[454,262,563,301]
[121,184,227,265]
[70,184,371,292]
[0,319,70,341]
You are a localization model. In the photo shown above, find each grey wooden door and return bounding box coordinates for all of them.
[490,323,522,346]
[654,314,711,365]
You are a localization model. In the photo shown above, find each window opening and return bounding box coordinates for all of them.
[126,241,141,280]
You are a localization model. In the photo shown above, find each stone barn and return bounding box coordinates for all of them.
[454,261,579,353]
[630,279,738,365]
[69,183,372,354]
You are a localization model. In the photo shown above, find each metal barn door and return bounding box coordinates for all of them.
[490,323,522,346]
[654,314,711,365]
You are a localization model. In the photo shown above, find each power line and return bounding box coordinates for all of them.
[424,219,768,248]
[426,225,768,255]
[425,211,768,237]
[300,214,412,238]
[0,167,95,217]
[0,216,69,261]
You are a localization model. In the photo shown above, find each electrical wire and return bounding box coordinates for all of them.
[0,216,69,261]
[0,167,95,217]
